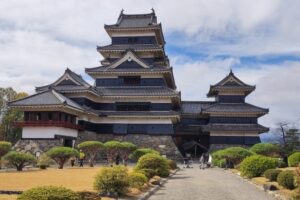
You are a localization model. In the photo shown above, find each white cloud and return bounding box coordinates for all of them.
[0,0,299,129]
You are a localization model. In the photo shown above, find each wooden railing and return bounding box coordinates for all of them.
[14,121,84,130]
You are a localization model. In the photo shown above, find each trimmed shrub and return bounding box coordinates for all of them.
[37,154,55,169]
[128,172,148,189]
[277,170,295,189]
[167,159,177,170]
[212,147,254,167]
[119,142,137,165]
[17,186,80,200]
[214,159,226,168]
[264,169,282,181]
[104,141,123,165]
[288,152,300,167]
[46,147,78,169]
[77,141,104,167]
[136,168,156,179]
[239,155,278,178]
[250,143,281,157]
[94,165,129,196]
[3,151,36,171]
[134,154,169,177]
[0,141,12,158]
[129,148,160,161]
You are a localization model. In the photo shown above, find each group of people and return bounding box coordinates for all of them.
[70,149,86,167]
[183,152,211,169]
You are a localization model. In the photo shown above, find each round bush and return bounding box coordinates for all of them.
[167,159,177,170]
[17,186,80,200]
[3,151,36,171]
[128,172,148,189]
[212,147,253,167]
[46,147,78,169]
[250,143,281,157]
[288,152,300,167]
[77,141,104,167]
[136,168,156,179]
[0,141,12,157]
[263,169,282,181]
[37,154,55,169]
[239,155,278,178]
[134,154,170,177]
[277,171,295,189]
[129,148,159,161]
[94,165,129,196]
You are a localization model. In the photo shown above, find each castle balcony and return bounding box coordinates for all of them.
[14,121,84,131]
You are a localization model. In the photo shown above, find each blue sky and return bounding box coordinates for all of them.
[0,0,300,130]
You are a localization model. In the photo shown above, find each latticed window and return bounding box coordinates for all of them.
[116,102,150,111]
[122,76,141,86]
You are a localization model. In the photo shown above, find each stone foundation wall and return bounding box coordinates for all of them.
[209,144,249,152]
[13,139,63,155]
[76,132,182,159]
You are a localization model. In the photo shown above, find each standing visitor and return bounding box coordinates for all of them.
[199,154,205,169]
[79,150,85,167]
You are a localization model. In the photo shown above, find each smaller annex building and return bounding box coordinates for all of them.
[9,10,269,158]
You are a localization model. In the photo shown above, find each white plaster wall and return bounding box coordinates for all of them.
[22,127,78,139]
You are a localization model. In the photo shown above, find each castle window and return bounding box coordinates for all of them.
[116,102,150,111]
[122,76,141,86]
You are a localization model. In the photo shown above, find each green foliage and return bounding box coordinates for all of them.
[239,155,278,178]
[212,147,254,167]
[17,186,80,200]
[134,154,169,177]
[136,168,156,179]
[277,170,295,189]
[119,142,137,165]
[37,154,54,169]
[129,148,160,161]
[285,129,300,154]
[288,152,300,167]
[212,158,226,168]
[94,165,129,196]
[0,88,28,142]
[0,141,12,157]
[128,172,148,189]
[167,159,177,170]
[3,151,36,171]
[104,141,123,165]
[46,147,78,169]
[250,143,281,157]
[263,169,282,181]
[77,141,104,167]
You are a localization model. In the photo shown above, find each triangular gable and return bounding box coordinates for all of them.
[53,68,90,87]
[215,71,251,87]
[110,51,149,69]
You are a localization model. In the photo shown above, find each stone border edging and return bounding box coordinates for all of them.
[137,168,180,200]
[226,169,290,200]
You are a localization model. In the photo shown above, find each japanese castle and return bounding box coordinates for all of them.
[9,10,269,157]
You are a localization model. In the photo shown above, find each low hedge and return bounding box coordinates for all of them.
[129,148,159,161]
[263,169,282,181]
[128,172,148,189]
[288,152,300,167]
[277,170,295,189]
[17,186,80,200]
[250,143,281,157]
[239,155,278,178]
[212,147,253,167]
[94,165,129,196]
[136,168,156,179]
[134,154,169,177]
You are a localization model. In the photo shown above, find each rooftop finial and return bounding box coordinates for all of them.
[229,68,234,75]
[121,9,124,15]
[151,8,155,14]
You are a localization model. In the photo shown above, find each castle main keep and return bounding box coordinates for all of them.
[9,10,269,158]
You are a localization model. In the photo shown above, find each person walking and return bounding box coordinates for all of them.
[199,154,205,169]
[79,150,85,167]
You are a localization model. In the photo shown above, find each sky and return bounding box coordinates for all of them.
[0,0,300,130]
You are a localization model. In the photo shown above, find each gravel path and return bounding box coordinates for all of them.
[148,166,274,200]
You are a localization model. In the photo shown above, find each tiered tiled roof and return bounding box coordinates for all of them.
[203,124,269,133]
[9,89,84,111]
[181,101,215,114]
[202,103,268,116]
[207,71,255,97]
